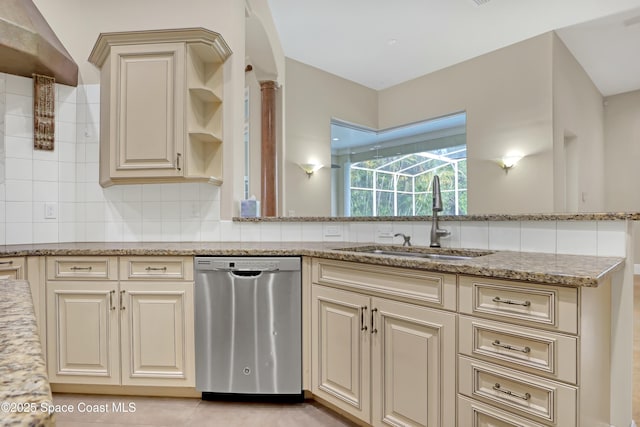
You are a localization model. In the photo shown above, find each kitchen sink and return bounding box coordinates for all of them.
[337,246,492,261]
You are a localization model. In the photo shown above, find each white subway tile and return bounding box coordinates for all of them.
[6,94,32,117]
[75,103,87,124]
[33,180,58,202]
[121,201,142,221]
[161,183,181,202]
[56,121,76,143]
[85,202,106,222]
[6,180,32,201]
[57,84,77,104]
[105,222,124,242]
[57,222,76,243]
[161,201,181,220]
[240,222,261,242]
[489,222,521,251]
[5,114,32,138]
[179,183,199,201]
[85,221,105,241]
[199,183,220,201]
[142,221,162,241]
[0,225,5,245]
[33,222,58,243]
[57,101,76,123]
[85,143,100,162]
[597,221,627,257]
[281,223,302,242]
[59,202,76,223]
[460,221,489,250]
[200,199,220,220]
[142,202,163,221]
[350,222,375,243]
[301,223,323,241]
[58,162,76,182]
[220,220,240,242]
[123,222,142,242]
[6,202,33,222]
[121,185,142,202]
[5,136,33,159]
[437,221,460,248]
[323,222,348,242]
[85,162,99,183]
[180,201,201,220]
[6,158,32,180]
[142,184,162,202]
[6,222,33,244]
[85,121,100,143]
[83,182,105,202]
[87,102,100,122]
[58,142,76,163]
[32,147,58,162]
[161,221,181,242]
[6,74,32,96]
[75,143,86,164]
[201,221,221,241]
[556,221,597,255]
[85,85,100,104]
[104,201,123,222]
[180,220,201,242]
[261,222,282,242]
[74,223,86,242]
[521,221,556,253]
[33,160,58,181]
[103,186,123,202]
[58,182,76,202]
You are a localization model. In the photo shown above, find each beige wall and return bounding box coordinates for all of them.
[379,34,554,214]
[551,33,605,212]
[33,0,246,218]
[283,58,378,216]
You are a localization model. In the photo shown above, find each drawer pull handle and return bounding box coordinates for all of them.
[70,266,93,271]
[493,383,531,401]
[120,290,125,310]
[371,308,378,334]
[109,290,116,311]
[145,266,168,272]
[492,340,531,354]
[360,306,368,332]
[492,296,531,307]
[0,260,14,265]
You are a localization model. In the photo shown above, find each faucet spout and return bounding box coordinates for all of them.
[430,175,450,248]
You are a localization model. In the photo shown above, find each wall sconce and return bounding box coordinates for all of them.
[496,154,524,174]
[299,163,323,178]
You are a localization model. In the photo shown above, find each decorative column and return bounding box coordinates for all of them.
[260,80,278,217]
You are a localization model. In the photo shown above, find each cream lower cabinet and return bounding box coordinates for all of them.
[310,258,456,427]
[46,256,194,387]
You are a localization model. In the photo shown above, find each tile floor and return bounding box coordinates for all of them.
[52,393,357,427]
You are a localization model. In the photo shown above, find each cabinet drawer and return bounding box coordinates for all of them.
[459,276,578,334]
[458,356,577,426]
[47,257,118,280]
[120,256,193,281]
[0,256,26,279]
[459,316,577,384]
[458,395,547,427]
[312,258,456,310]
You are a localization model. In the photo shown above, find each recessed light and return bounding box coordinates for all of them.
[332,137,339,141]
[387,39,397,46]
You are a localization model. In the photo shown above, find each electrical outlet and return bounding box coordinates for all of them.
[324,225,341,237]
[44,203,57,219]
[377,224,394,238]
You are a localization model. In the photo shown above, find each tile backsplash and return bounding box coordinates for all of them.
[0,73,630,258]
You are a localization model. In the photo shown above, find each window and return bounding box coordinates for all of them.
[349,145,467,216]
[331,112,467,217]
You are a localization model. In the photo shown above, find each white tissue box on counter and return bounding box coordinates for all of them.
[240,199,261,217]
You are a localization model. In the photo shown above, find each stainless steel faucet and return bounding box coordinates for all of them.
[430,175,451,248]
[394,233,411,246]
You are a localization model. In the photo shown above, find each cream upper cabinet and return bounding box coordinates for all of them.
[88,28,231,187]
[310,259,456,427]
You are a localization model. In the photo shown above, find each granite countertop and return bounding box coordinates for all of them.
[0,280,54,427]
[0,242,624,287]
[233,211,640,222]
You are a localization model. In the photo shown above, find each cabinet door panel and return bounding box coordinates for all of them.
[111,43,185,177]
[120,282,194,386]
[47,282,119,384]
[311,285,370,423]
[372,298,456,427]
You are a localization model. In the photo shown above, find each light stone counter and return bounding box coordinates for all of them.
[0,242,624,287]
[0,280,54,427]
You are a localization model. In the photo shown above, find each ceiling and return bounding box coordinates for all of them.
[267,0,640,96]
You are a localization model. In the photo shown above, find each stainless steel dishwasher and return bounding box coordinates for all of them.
[194,256,302,401]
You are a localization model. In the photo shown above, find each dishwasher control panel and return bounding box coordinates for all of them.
[195,256,300,272]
